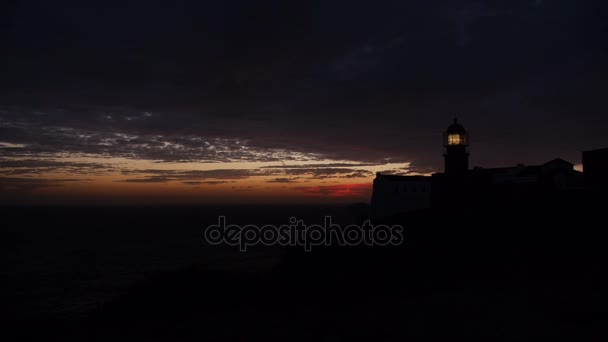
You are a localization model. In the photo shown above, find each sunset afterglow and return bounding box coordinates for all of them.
[0,142,416,204]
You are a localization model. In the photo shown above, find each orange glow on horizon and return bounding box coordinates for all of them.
[0,154,412,204]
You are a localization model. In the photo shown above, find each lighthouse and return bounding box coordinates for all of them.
[443,118,469,176]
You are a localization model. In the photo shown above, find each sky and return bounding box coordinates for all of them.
[0,0,607,204]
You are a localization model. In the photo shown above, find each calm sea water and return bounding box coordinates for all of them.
[1,205,366,320]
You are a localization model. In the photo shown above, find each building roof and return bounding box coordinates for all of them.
[544,158,573,166]
[471,158,575,177]
[446,118,466,134]
[583,147,608,155]
[472,166,514,175]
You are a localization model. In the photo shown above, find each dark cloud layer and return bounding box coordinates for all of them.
[0,177,90,192]
[117,167,375,184]
[1,0,608,171]
[0,158,112,175]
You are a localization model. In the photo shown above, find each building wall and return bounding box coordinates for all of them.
[371,175,432,220]
[583,148,608,190]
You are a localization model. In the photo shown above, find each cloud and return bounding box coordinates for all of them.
[1,0,606,181]
[117,166,377,184]
[0,159,112,176]
[232,186,254,192]
[339,170,375,178]
[117,169,267,183]
[119,176,171,183]
[259,162,381,169]
[182,181,233,185]
[0,177,90,192]
[266,177,301,183]
[0,142,27,148]
[280,168,374,179]
[0,110,333,163]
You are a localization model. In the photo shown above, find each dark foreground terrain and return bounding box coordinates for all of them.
[2,196,607,341]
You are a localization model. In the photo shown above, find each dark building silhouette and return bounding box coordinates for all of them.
[371,118,596,219]
[583,148,608,191]
[370,174,431,220]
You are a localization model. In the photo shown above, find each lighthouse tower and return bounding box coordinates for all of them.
[443,118,469,176]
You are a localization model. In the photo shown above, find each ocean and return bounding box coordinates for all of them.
[1,205,367,320]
